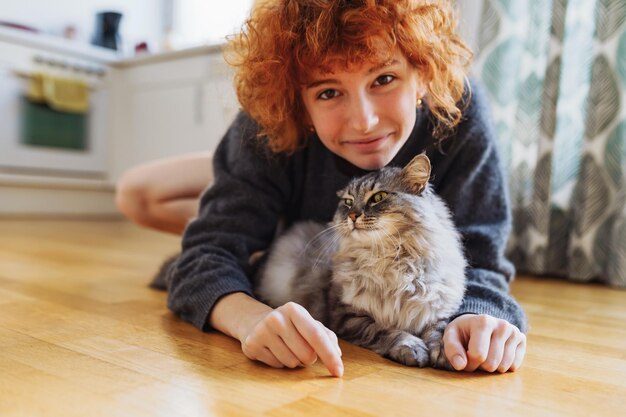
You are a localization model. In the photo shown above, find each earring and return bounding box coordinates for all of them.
[308,125,316,133]
[416,97,423,107]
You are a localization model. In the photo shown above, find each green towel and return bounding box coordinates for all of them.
[20,96,88,151]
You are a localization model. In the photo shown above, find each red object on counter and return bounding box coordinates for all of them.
[0,21,39,33]
[135,42,149,54]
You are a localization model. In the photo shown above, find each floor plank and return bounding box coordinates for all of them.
[0,220,625,417]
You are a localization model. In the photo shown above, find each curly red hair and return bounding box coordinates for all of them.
[225,0,473,153]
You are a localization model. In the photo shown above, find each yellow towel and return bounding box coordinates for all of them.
[26,73,45,103]
[26,72,90,113]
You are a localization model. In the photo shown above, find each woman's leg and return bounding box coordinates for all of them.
[115,152,213,235]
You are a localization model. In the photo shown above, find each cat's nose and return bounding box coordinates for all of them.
[348,211,362,222]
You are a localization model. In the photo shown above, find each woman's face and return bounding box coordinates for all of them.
[301,50,424,170]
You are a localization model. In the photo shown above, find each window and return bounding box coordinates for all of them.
[166,0,254,48]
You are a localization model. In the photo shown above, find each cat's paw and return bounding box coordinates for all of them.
[423,320,454,371]
[385,333,429,367]
[427,337,454,370]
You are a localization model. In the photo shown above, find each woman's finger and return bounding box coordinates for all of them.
[480,322,512,372]
[497,331,522,373]
[255,347,284,369]
[267,334,304,368]
[465,316,494,372]
[263,307,317,366]
[278,322,319,366]
[443,323,468,370]
[322,323,342,357]
[510,333,527,372]
[283,303,344,377]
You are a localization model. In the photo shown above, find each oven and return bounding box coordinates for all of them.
[0,30,114,179]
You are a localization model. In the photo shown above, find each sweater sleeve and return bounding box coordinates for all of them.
[436,83,528,333]
[166,112,290,331]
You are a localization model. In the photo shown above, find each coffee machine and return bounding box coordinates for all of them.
[92,11,122,51]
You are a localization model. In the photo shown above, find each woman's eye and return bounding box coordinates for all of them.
[374,75,394,86]
[318,89,339,100]
[344,198,354,207]
[371,191,388,204]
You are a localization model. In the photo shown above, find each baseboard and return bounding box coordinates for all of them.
[0,185,120,216]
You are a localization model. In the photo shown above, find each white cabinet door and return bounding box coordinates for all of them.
[128,84,209,165]
[109,51,240,181]
[127,80,238,166]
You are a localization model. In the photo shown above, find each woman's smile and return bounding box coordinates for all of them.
[341,133,394,153]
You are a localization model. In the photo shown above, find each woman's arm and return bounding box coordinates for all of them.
[433,82,528,372]
[165,112,342,375]
[210,292,343,376]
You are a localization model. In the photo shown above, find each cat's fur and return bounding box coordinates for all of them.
[255,154,467,369]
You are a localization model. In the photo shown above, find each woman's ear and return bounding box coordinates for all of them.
[411,69,427,100]
[402,153,431,194]
[416,86,427,106]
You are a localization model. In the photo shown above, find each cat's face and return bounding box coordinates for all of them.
[333,154,431,240]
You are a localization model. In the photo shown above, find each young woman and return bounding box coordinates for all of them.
[118,0,527,377]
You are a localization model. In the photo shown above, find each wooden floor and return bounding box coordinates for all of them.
[0,220,625,417]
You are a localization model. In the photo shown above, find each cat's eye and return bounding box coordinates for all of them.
[370,191,388,205]
[344,198,354,207]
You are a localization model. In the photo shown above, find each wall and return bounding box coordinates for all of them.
[168,0,254,49]
[1,1,482,57]
[0,0,164,55]
[456,0,484,55]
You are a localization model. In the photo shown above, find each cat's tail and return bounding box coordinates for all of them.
[149,253,179,290]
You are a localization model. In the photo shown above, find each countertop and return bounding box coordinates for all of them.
[0,26,224,66]
[113,43,224,68]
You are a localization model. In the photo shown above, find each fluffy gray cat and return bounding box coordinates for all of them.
[255,154,467,369]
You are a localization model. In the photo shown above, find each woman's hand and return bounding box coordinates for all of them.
[239,301,344,377]
[443,314,526,373]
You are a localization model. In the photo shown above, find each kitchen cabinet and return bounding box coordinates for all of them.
[0,27,239,216]
[109,48,239,182]
[0,28,239,217]
[0,26,119,216]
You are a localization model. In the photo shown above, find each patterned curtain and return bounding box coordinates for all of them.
[473,0,626,287]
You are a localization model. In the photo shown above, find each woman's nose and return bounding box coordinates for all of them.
[349,94,379,133]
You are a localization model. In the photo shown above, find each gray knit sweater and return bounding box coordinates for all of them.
[165,82,528,333]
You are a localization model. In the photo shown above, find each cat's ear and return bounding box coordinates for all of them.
[402,153,431,194]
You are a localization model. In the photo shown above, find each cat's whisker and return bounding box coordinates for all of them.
[383,224,403,262]
[378,222,402,246]
[388,218,428,235]
[377,230,388,261]
[385,216,418,226]
[364,223,381,255]
[378,227,399,256]
[300,223,343,258]
[372,230,381,260]
[372,229,386,264]
[311,230,342,271]
[306,222,342,242]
